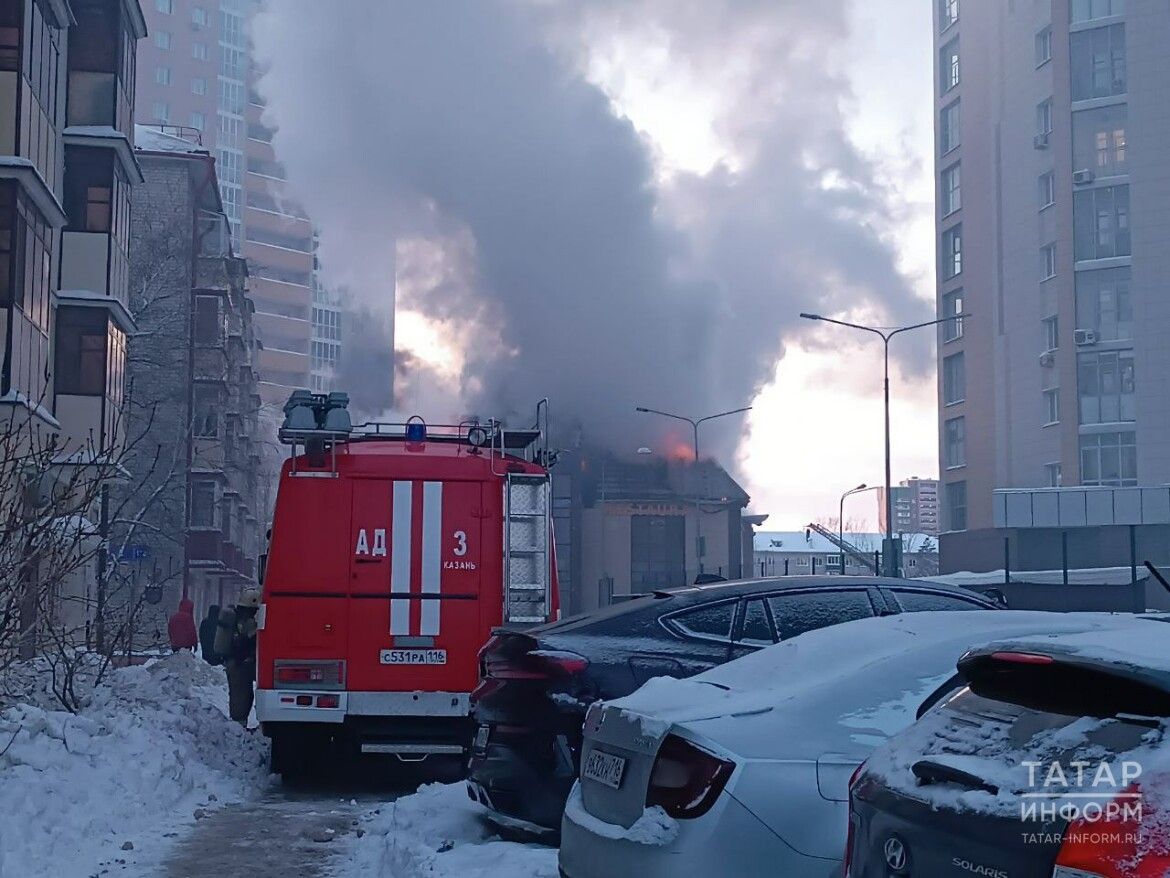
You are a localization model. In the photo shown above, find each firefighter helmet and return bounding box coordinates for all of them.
[237,587,261,608]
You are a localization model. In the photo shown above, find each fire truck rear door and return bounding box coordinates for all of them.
[347,479,485,696]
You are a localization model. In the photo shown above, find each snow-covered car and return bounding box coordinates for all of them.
[557,610,1141,878]
[845,618,1170,878]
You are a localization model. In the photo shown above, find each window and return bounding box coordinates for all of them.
[670,601,735,642]
[155,65,171,85]
[737,600,775,646]
[894,590,982,612]
[1037,99,1054,137]
[1071,24,1126,101]
[154,30,171,49]
[1074,184,1129,260]
[245,227,312,252]
[246,157,286,181]
[1035,26,1053,66]
[1041,243,1057,280]
[940,0,959,31]
[1044,388,1060,425]
[767,590,873,641]
[190,480,216,527]
[191,77,207,95]
[63,147,114,232]
[1076,267,1132,341]
[191,6,209,26]
[221,79,244,114]
[1078,349,1135,424]
[1039,171,1056,209]
[155,0,173,12]
[247,121,275,143]
[1073,105,1127,177]
[940,38,960,92]
[194,295,222,344]
[942,224,962,279]
[221,46,244,79]
[940,100,960,154]
[1045,462,1063,487]
[1071,0,1124,22]
[943,352,966,405]
[944,416,966,468]
[824,554,842,569]
[0,184,52,332]
[1080,432,1136,487]
[942,290,963,341]
[192,42,208,61]
[946,481,967,531]
[941,163,961,216]
[1043,315,1059,351]
[193,385,219,437]
[152,101,169,122]
[190,112,204,130]
[54,307,107,395]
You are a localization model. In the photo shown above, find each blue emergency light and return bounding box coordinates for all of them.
[405,416,427,443]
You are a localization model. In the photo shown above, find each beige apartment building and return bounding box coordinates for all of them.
[135,0,341,408]
[933,0,1170,572]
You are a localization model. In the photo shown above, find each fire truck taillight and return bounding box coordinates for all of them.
[274,660,345,689]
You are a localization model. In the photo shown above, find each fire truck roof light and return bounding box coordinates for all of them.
[406,416,427,443]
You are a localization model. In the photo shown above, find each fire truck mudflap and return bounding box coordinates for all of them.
[256,393,556,777]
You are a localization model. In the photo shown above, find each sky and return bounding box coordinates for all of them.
[252,0,938,531]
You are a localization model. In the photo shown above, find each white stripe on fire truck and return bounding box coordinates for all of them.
[390,480,413,636]
[420,481,443,636]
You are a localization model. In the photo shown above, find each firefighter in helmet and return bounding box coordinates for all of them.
[214,587,261,726]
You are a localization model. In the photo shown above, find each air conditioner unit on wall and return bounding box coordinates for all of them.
[1033,133,1050,149]
[1073,168,1095,185]
[1074,328,1098,346]
[1039,350,1056,367]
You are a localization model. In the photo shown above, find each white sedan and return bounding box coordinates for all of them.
[558,610,1136,878]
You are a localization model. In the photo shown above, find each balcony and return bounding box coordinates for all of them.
[193,347,228,382]
[186,530,223,565]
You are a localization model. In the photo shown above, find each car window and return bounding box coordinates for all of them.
[768,589,873,641]
[737,598,775,646]
[892,589,984,612]
[669,601,735,642]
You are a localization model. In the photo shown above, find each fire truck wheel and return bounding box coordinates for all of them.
[270,729,325,782]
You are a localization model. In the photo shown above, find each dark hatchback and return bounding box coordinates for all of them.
[846,621,1170,878]
[467,575,999,839]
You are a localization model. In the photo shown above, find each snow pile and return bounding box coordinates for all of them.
[339,783,557,878]
[0,651,269,878]
[563,783,678,846]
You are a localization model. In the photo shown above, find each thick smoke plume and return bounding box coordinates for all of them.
[251,1,925,463]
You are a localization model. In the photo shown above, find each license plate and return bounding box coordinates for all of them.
[474,725,490,750]
[379,648,447,665]
[582,749,626,790]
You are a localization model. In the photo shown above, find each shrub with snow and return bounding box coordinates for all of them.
[0,651,269,878]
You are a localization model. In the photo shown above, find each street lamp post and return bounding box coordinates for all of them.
[838,483,868,574]
[800,312,968,577]
[635,404,752,577]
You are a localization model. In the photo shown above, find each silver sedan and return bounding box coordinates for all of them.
[559,610,1133,878]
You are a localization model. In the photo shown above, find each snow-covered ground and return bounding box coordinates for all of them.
[0,652,270,878]
[335,782,558,878]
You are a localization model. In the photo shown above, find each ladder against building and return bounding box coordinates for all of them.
[806,522,878,573]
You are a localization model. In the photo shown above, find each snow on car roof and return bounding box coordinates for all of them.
[605,611,1147,759]
[970,618,1170,677]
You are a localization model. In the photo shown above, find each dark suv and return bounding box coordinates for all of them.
[467,575,998,839]
[846,620,1170,878]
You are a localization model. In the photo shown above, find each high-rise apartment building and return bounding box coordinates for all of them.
[135,0,337,406]
[878,477,940,536]
[933,0,1170,570]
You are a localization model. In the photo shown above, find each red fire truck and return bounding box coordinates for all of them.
[256,391,557,777]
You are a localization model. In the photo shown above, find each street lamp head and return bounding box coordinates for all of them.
[855,483,867,491]
[799,312,823,321]
[635,406,650,413]
[636,447,653,455]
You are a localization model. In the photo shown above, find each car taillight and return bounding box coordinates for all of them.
[990,651,1055,665]
[644,734,735,820]
[1053,782,1169,877]
[484,649,588,680]
[842,761,867,877]
[315,694,340,709]
[274,660,345,689]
